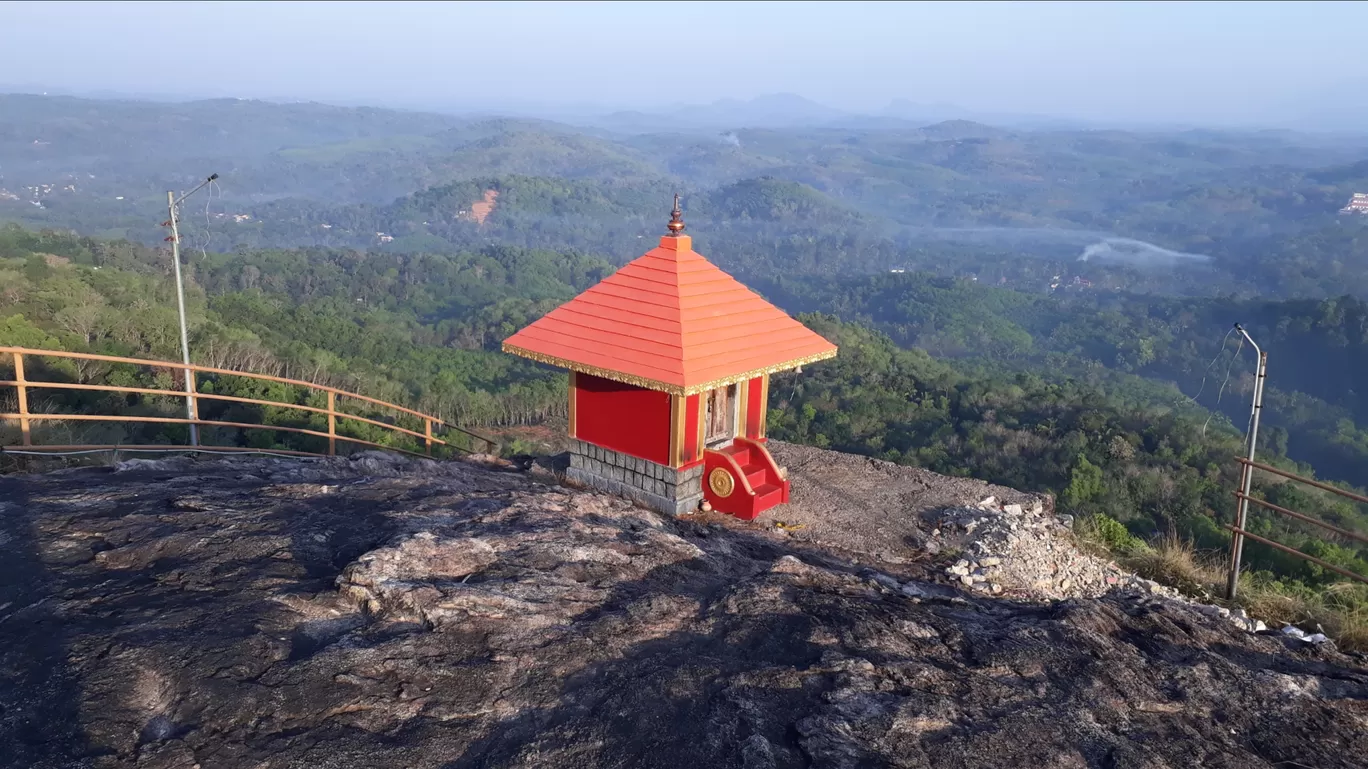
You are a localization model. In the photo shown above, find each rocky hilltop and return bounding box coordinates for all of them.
[2,442,1366,768]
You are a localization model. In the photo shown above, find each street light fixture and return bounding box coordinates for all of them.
[1225,323,1268,600]
[163,173,219,447]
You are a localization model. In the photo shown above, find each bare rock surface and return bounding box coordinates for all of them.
[759,442,1042,570]
[1,447,1366,768]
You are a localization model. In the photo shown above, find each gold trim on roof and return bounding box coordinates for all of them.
[501,342,837,396]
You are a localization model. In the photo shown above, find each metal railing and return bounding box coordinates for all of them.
[1225,456,1368,598]
[1,346,498,460]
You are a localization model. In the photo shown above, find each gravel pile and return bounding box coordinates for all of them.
[930,494,1269,635]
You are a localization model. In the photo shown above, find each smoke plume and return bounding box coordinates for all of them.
[1078,237,1210,265]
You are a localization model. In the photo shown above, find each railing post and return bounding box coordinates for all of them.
[425,418,433,456]
[1227,461,1254,599]
[12,352,30,446]
[186,368,199,426]
[327,391,337,456]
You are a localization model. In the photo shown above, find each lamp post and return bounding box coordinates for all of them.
[1226,323,1267,600]
[164,173,219,447]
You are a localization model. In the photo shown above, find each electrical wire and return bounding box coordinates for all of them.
[194,178,222,263]
[1201,332,1247,438]
[1186,326,1236,406]
[1215,334,1245,409]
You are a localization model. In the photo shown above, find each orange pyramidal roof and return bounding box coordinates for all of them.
[502,232,837,395]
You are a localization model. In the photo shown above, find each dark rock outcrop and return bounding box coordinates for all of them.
[1,448,1365,768]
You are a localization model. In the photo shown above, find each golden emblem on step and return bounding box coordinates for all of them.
[708,467,735,497]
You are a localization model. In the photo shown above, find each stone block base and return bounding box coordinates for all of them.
[567,439,703,516]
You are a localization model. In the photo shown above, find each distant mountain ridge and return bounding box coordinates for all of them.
[4,92,1368,299]
[591,93,848,133]
[582,93,1105,134]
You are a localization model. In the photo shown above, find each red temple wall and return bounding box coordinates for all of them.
[745,375,766,439]
[573,373,672,465]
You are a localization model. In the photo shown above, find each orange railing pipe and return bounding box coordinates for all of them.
[1235,457,1368,505]
[2,346,495,443]
[1224,458,1368,594]
[1,346,498,458]
[1233,491,1368,546]
[1224,524,1368,586]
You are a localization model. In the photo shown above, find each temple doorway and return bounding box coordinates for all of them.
[704,384,736,446]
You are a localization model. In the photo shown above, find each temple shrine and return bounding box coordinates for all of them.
[502,197,838,519]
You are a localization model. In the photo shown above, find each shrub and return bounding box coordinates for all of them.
[1079,513,1147,555]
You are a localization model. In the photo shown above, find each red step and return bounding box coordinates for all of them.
[754,483,785,509]
[723,444,751,466]
[703,439,791,520]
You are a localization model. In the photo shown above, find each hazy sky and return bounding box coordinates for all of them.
[3,1,1364,126]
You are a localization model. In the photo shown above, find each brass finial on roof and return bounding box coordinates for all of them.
[666,193,685,235]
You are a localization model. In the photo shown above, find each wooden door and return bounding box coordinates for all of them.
[705,385,734,445]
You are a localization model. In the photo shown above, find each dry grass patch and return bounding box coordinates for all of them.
[1123,532,1224,600]
[1333,612,1368,652]
[1239,580,1311,626]
[1313,583,1368,653]
[1236,576,1368,653]
[1086,527,1368,652]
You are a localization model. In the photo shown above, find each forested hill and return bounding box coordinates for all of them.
[234,175,886,275]
[6,94,1368,301]
[756,271,1368,489]
[0,224,600,428]
[0,94,593,203]
[51,167,1360,301]
[0,219,1361,476]
[6,221,1368,486]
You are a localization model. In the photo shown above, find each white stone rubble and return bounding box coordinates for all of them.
[1280,625,1331,644]
[930,494,1269,636]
